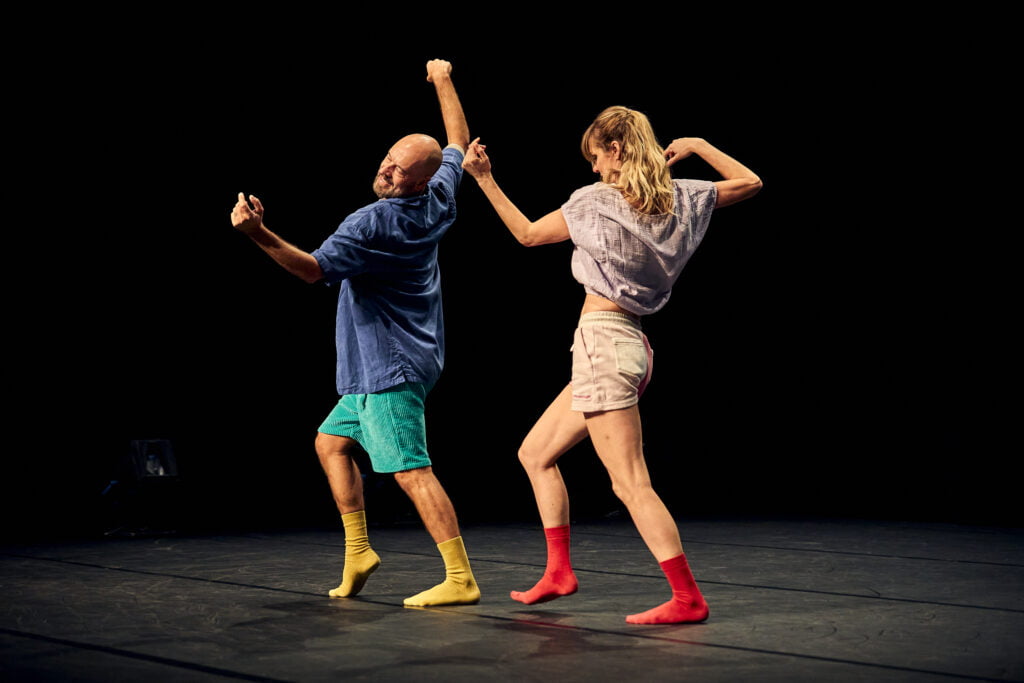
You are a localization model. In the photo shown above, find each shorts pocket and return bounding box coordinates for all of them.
[613,337,647,379]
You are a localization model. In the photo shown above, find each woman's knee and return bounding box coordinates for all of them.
[609,476,658,508]
[517,441,552,473]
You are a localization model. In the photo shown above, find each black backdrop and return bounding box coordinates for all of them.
[9,18,1012,540]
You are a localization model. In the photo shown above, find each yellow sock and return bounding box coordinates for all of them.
[328,510,381,598]
[403,536,481,606]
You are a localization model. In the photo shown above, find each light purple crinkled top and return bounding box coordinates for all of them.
[561,179,718,316]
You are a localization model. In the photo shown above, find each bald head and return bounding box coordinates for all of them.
[373,134,443,199]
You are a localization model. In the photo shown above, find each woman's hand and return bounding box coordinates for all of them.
[664,137,706,167]
[462,137,491,178]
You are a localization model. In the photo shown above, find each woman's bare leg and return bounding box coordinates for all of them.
[585,406,708,624]
[517,383,589,527]
[510,384,590,604]
[584,406,682,561]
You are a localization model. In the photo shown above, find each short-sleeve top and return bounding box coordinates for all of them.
[561,179,718,316]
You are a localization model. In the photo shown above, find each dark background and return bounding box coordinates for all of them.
[8,17,1013,541]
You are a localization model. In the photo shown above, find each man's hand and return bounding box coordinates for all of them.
[231,192,265,234]
[426,59,452,83]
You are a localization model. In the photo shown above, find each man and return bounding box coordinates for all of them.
[230,59,478,607]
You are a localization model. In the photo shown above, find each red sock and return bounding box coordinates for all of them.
[510,525,578,605]
[626,553,709,625]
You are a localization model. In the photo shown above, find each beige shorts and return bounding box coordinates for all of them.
[570,312,653,412]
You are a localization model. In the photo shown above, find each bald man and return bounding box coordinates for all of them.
[230,59,478,607]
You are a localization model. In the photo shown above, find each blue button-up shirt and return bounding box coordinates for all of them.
[312,146,463,395]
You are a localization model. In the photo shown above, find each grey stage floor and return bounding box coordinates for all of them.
[2,516,1022,682]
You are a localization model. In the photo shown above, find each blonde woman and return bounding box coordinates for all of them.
[462,106,761,624]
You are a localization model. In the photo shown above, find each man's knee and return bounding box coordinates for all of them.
[393,466,437,490]
[316,432,362,461]
[393,465,434,481]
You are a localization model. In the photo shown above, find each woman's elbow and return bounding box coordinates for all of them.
[740,175,763,199]
[517,215,570,247]
[516,224,544,247]
[718,176,763,208]
[518,232,565,248]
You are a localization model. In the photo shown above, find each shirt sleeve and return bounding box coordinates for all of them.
[311,205,378,284]
[677,179,718,245]
[561,183,601,242]
[431,146,464,197]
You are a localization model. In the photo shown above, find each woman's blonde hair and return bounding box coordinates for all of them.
[581,106,674,215]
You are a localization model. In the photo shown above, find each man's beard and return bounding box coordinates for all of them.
[373,173,400,199]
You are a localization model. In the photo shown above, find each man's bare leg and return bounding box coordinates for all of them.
[316,433,380,597]
[395,466,480,606]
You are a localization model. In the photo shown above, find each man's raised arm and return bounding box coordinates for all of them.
[426,59,470,151]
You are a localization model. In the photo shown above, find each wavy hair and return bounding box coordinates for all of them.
[581,106,674,215]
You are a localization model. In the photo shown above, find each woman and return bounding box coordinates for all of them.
[462,106,762,624]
